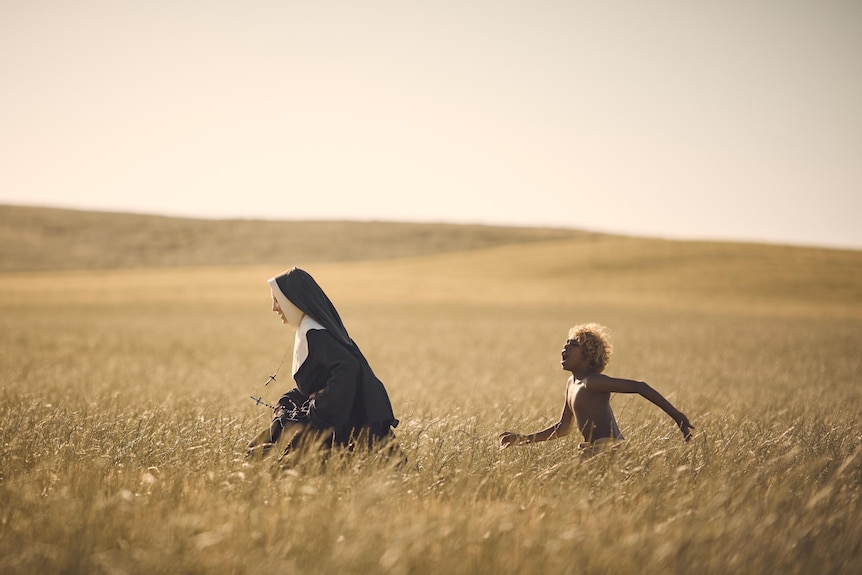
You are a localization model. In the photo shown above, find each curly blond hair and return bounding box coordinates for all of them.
[568,323,613,373]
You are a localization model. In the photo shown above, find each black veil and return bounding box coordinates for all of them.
[273,267,353,348]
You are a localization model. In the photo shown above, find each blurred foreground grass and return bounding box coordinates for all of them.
[1,236,861,574]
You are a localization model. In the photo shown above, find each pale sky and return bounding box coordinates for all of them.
[2,0,861,249]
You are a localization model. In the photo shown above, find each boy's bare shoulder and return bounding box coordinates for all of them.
[579,372,614,393]
[583,372,610,383]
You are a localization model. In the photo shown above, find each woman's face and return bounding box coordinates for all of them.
[271,291,289,325]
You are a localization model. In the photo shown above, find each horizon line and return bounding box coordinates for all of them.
[3,200,861,253]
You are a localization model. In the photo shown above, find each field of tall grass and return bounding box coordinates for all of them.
[1,220,860,574]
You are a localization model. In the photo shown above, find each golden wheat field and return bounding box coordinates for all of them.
[1,210,861,574]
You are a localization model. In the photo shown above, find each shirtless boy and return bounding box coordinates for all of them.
[499,323,693,449]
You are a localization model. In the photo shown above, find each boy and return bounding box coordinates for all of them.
[499,323,693,449]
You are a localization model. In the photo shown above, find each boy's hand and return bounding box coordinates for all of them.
[676,412,694,442]
[498,432,522,448]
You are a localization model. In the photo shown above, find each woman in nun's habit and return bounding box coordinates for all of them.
[246,267,400,462]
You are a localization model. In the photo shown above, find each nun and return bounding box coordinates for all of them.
[246,267,400,461]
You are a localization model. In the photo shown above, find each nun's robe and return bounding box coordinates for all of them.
[278,328,397,446]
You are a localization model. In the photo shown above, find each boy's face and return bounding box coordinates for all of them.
[561,338,587,372]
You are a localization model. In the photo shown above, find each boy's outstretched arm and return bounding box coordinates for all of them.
[499,385,574,448]
[584,374,694,441]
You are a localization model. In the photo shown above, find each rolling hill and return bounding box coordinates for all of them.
[0,204,592,272]
[2,204,860,319]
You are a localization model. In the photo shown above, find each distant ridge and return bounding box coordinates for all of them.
[0,204,593,272]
